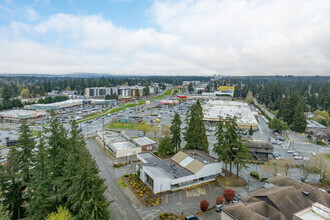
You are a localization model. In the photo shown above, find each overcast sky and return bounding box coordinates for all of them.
[0,0,329,76]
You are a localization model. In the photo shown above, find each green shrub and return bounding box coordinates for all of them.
[260,177,268,182]
[250,171,260,180]
[319,178,330,186]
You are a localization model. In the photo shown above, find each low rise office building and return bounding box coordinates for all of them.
[97,131,141,158]
[132,137,156,151]
[137,150,222,193]
[244,140,274,161]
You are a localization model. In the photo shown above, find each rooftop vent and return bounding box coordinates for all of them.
[301,189,310,196]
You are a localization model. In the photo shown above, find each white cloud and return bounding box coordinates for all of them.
[26,8,39,21]
[0,0,330,75]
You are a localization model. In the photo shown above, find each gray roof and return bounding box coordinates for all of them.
[244,140,274,150]
[139,152,192,179]
[132,137,156,147]
[267,176,330,207]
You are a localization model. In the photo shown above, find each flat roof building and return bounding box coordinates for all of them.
[132,137,156,151]
[137,150,222,193]
[293,202,330,220]
[203,100,259,130]
[244,140,274,161]
[97,131,141,158]
[29,99,84,111]
[0,109,46,122]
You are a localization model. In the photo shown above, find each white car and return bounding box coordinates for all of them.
[287,150,295,153]
[293,156,302,160]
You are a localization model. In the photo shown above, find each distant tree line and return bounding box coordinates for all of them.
[0,75,210,99]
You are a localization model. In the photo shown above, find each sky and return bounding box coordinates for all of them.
[0,0,330,76]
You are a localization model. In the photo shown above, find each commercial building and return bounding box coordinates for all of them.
[203,100,259,130]
[220,176,330,220]
[244,140,274,161]
[137,150,222,193]
[132,137,156,151]
[0,109,46,122]
[97,131,141,158]
[218,86,235,96]
[28,99,84,111]
[293,203,330,220]
[160,100,179,105]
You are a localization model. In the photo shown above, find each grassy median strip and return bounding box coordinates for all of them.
[149,89,173,101]
[105,122,139,130]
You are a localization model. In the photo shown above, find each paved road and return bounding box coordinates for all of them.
[85,139,142,220]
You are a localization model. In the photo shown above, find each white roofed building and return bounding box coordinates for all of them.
[203,100,259,130]
[137,150,222,193]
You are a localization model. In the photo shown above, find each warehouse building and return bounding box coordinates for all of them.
[0,109,46,122]
[203,100,259,130]
[137,150,222,193]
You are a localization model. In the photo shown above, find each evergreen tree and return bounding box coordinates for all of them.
[268,117,288,133]
[184,100,209,153]
[1,147,25,219]
[0,190,11,220]
[291,104,307,132]
[157,135,174,156]
[213,117,231,170]
[45,111,69,208]
[188,83,194,93]
[170,113,182,152]
[27,136,55,219]
[66,121,111,219]
[16,119,35,185]
[214,117,250,177]
[249,126,253,136]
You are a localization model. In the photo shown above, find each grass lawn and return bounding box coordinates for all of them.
[327,154,330,160]
[105,122,139,130]
[117,178,128,187]
[149,89,173,101]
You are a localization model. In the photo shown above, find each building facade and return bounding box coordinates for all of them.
[137,150,222,193]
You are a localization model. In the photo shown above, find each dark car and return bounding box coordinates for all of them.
[185,215,198,220]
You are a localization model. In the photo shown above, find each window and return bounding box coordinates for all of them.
[146,174,154,189]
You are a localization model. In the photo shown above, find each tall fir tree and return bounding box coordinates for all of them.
[46,111,69,207]
[184,100,209,153]
[27,135,55,219]
[1,147,25,219]
[170,112,182,152]
[213,117,231,170]
[66,121,111,219]
[16,119,35,186]
[291,104,307,132]
[0,190,11,220]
